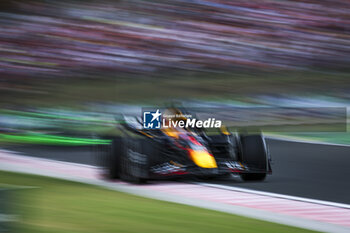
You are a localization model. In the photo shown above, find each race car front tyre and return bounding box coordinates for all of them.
[239,134,268,181]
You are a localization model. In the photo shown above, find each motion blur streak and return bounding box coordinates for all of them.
[0,1,350,233]
[0,0,349,79]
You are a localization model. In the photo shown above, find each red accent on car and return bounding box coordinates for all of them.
[229,168,243,173]
[188,135,202,146]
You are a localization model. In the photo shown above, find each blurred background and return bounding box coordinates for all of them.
[1,1,350,232]
[1,0,350,145]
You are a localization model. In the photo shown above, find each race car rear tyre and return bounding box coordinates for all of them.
[119,138,151,184]
[239,134,268,181]
[108,137,124,179]
[120,155,145,183]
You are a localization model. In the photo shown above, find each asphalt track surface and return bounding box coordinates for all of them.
[5,138,350,204]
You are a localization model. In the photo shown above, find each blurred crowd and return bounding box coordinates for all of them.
[0,0,349,78]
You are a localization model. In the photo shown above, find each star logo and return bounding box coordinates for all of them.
[150,109,161,122]
[143,109,162,129]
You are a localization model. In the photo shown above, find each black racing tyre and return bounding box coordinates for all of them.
[239,134,267,181]
[105,137,124,179]
[119,138,152,184]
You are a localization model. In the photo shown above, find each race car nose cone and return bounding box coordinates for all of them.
[188,149,217,168]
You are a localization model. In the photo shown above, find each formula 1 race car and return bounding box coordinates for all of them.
[98,109,272,183]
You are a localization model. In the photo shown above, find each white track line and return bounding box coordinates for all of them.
[196,183,350,209]
[2,149,350,232]
[267,136,350,147]
[0,149,98,169]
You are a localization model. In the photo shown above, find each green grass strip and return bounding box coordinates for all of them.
[0,171,318,233]
[0,133,111,146]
